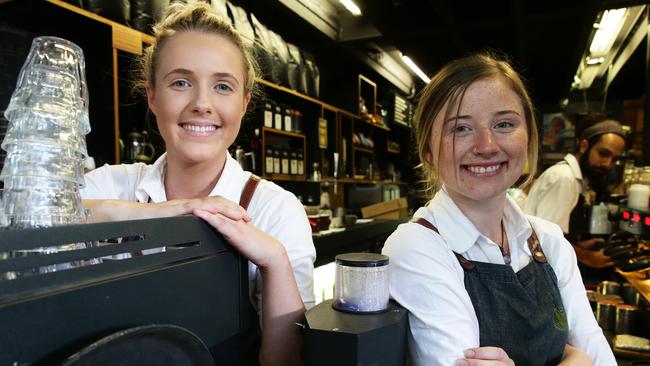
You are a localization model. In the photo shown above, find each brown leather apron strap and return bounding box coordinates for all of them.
[239,174,261,210]
[526,227,547,263]
[412,217,476,271]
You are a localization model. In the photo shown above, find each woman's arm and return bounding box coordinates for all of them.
[382,224,480,365]
[83,197,251,223]
[558,344,593,365]
[194,209,304,366]
[536,219,617,365]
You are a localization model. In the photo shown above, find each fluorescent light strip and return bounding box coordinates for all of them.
[339,0,362,16]
[589,8,626,57]
[401,55,430,83]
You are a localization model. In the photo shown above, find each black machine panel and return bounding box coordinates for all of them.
[0,216,254,365]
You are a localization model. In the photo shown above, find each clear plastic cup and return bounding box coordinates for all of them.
[5,213,86,229]
[12,36,87,102]
[4,36,90,134]
[5,101,90,135]
[8,66,85,105]
[0,189,8,228]
[3,130,88,158]
[0,175,82,190]
[0,147,85,186]
[2,187,85,218]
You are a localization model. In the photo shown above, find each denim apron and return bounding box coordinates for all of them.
[414,218,568,366]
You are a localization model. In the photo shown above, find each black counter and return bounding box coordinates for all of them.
[312,218,408,267]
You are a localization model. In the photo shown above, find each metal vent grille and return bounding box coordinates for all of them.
[0,112,6,188]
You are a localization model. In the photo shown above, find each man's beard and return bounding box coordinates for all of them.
[579,152,609,201]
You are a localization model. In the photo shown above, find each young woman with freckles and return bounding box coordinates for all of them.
[80,3,315,365]
[382,53,615,366]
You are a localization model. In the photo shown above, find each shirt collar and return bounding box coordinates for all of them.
[429,188,481,254]
[208,152,250,203]
[425,187,533,254]
[135,153,167,203]
[134,152,250,204]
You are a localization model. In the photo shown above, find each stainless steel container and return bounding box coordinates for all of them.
[615,304,638,334]
[596,300,618,331]
[597,281,621,295]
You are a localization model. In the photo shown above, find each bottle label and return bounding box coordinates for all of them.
[282,159,289,174]
[274,114,282,130]
[264,110,273,127]
[265,157,274,174]
[273,157,280,174]
[290,159,297,174]
[298,161,304,175]
[284,115,292,131]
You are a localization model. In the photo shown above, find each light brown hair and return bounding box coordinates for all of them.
[414,52,538,197]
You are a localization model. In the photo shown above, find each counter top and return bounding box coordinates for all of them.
[312,218,408,267]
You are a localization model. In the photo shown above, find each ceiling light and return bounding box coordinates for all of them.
[589,8,627,57]
[401,55,430,83]
[339,0,362,16]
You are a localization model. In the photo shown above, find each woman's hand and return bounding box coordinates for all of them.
[558,344,593,365]
[194,208,305,366]
[193,208,285,270]
[160,196,251,222]
[458,347,514,366]
[84,196,251,223]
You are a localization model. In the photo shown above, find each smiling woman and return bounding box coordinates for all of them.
[382,52,615,366]
[78,3,315,366]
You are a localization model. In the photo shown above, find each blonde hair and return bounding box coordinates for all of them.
[136,2,258,96]
[414,52,538,198]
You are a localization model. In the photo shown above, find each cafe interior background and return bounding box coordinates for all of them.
[1,0,650,364]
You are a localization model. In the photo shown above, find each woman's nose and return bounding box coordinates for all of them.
[191,87,213,114]
[473,128,499,155]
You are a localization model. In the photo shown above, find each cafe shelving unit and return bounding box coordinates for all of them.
[0,0,414,207]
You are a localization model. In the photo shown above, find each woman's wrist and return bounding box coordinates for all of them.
[257,244,291,273]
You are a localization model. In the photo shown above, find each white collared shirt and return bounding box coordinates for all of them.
[382,189,615,366]
[523,153,585,233]
[81,153,316,312]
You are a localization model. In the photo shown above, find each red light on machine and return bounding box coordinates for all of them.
[632,213,641,223]
[622,211,631,220]
[645,216,650,226]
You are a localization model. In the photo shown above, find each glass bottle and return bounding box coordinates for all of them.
[273,149,281,174]
[264,102,273,128]
[297,151,304,175]
[293,110,303,133]
[281,149,290,174]
[284,107,293,131]
[265,148,274,174]
[274,105,283,130]
[290,151,298,175]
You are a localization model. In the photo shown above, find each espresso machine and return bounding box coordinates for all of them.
[609,206,650,273]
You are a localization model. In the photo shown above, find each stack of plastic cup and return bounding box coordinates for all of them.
[0,36,90,229]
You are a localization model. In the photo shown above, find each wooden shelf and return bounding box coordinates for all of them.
[330,177,407,185]
[257,78,339,111]
[392,120,412,129]
[262,127,304,138]
[262,174,307,182]
[353,146,374,154]
[387,148,401,154]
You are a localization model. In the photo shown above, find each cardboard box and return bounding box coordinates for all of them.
[361,197,408,219]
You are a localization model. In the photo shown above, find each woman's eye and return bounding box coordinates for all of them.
[453,125,471,134]
[171,79,190,88]
[216,83,233,93]
[495,120,514,129]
